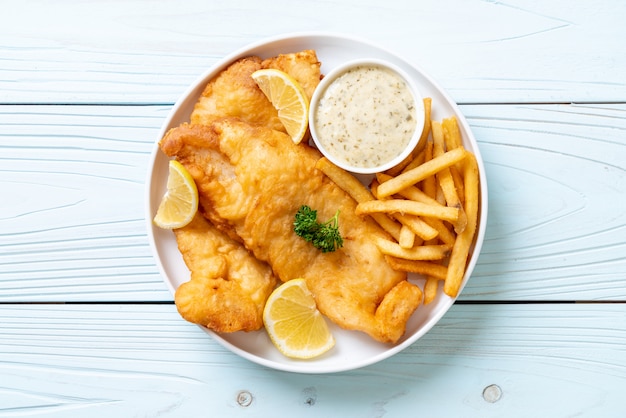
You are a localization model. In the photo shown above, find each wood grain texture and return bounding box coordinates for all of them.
[464,103,626,301]
[0,106,171,302]
[1,303,625,417]
[1,104,624,302]
[1,1,625,415]
[1,0,624,104]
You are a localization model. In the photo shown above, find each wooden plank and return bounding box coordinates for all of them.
[0,0,625,104]
[1,303,625,417]
[462,103,626,301]
[1,104,625,302]
[0,105,172,302]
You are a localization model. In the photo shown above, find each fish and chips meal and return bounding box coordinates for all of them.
[153,49,481,359]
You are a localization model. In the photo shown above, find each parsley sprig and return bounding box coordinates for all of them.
[294,205,343,253]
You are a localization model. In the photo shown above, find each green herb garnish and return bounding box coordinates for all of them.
[294,205,343,253]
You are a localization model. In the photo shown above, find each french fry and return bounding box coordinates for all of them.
[373,236,449,260]
[368,180,403,240]
[369,178,382,198]
[450,165,465,207]
[423,277,440,305]
[376,173,442,207]
[442,116,462,151]
[420,140,437,199]
[435,182,446,205]
[421,217,456,247]
[432,122,463,204]
[371,180,439,241]
[356,199,460,223]
[376,147,467,199]
[444,151,479,298]
[316,157,373,203]
[399,147,426,174]
[431,121,445,158]
[385,257,448,280]
[463,152,480,235]
[372,213,403,242]
[394,213,439,241]
[368,181,404,240]
[443,117,466,180]
[398,225,416,249]
[420,98,433,145]
[432,121,467,234]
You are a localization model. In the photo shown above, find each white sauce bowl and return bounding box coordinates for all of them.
[309,58,426,174]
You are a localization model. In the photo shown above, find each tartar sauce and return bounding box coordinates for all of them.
[313,64,417,169]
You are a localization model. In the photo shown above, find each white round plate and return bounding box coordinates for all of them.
[145,32,488,374]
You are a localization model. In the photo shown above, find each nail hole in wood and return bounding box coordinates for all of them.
[302,386,317,406]
[237,390,253,407]
[482,384,502,403]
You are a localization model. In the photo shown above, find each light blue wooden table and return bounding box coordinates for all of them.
[2,1,625,416]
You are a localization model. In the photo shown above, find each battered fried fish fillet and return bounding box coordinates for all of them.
[261,50,322,100]
[173,214,277,332]
[190,56,283,131]
[172,50,321,333]
[190,50,321,130]
[160,119,422,344]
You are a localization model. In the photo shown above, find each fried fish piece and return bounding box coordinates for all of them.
[190,56,284,131]
[172,50,321,334]
[190,50,321,130]
[261,49,322,100]
[160,119,422,344]
[173,214,277,333]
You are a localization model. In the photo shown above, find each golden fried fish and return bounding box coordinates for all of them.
[160,119,422,344]
[172,50,322,334]
[173,214,277,333]
[261,49,322,100]
[190,50,321,130]
[190,56,284,131]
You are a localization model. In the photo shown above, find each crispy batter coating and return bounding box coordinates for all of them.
[190,56,284,131]
[172,50,322,334]
[190,50,321,131]
[261,49,322,100]
[161,119,422,343]
[173,214,277,333]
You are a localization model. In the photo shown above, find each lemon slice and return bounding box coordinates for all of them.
[251,69,309,144]
[263,278,335,359]
[153,160,198,229]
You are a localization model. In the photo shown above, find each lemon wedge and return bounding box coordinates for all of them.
[153,160,198,229]
[263,278,335,359]
[251,69,310,144]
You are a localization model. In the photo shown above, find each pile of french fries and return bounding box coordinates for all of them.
[316,97,480,303]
